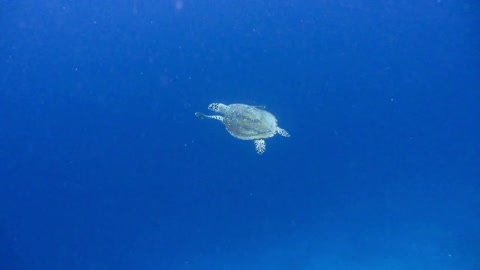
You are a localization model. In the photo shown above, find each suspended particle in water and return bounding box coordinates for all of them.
[175,1,184,10]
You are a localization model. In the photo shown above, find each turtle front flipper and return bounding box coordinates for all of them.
[254,139,266,155]
[195,112,224,122]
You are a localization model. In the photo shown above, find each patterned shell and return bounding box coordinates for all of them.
[222,104,278,140]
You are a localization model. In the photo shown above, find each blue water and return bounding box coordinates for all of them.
[1,1,479,269]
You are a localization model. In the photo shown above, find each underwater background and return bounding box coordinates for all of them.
[1,1,479,269]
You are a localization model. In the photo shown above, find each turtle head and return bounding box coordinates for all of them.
[208,103,227,113]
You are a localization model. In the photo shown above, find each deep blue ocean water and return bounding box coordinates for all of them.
[1,1,479,269]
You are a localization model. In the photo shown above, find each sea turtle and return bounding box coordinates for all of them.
[195,103,290,154]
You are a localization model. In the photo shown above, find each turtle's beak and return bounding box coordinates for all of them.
[208,103,220,112]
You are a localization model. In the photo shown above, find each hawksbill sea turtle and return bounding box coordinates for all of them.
[195,103,290,154]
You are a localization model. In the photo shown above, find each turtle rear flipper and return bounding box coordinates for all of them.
[195,112,224,122]
[276,127,290,137]
[254,139,266,155]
